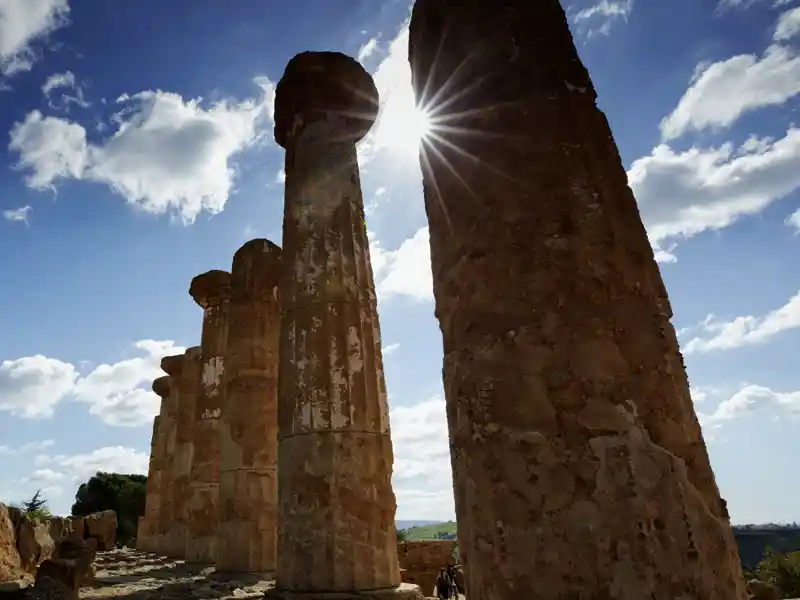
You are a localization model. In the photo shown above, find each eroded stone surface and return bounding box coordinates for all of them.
[171,347,201,560]
[408,1,746,599]
[136,414,162,554]
[274,51,401,595]
[217,239,282,574]
[397,541,457,597]
[187,271,231,564]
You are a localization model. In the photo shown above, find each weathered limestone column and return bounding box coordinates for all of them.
[217,239,282,573]
[153,375,178,556]
[270,52,419,600]
[171,346,201,559]
[137,415,162,552]
[186,271,231,563]
[160,354,184,557]
[408,2,746,599]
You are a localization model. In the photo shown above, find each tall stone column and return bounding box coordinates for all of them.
[153,374,178,556]
[186,270,231,563]
[217,239,282,573]
[160,354,184,557]
[137,414,162,553]
[408,2,746,599]
[270,51,419,600]
[171,346,201,560]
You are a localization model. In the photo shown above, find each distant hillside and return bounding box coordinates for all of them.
[402,521,457,541]
[396,522,800,569]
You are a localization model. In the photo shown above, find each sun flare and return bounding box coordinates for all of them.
[379,103,432,156]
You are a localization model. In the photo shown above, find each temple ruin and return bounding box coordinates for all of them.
[136,3,745,597]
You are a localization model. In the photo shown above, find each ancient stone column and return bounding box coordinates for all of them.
[408,2,746,599]
[137,414,162,552]
[170,346,201,560]
[269,51,419,600]
[186,271,231,563]
[217,239,282,573]
[150,375,177,555]
[160,354,184,557]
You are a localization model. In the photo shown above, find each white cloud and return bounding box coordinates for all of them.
[628,126,800,249]
[0,339,184,425]
[42,70,89,110]
[0,439,53,456]
[9,110,88,190]
[717,0,793,12]
[0,355,79,418]
[659,44,800,141]
[9,77,276,222]
[683,290,800,354]
[2,204,31,224]
[371,226,433,302]
[383,343,400,356]
[775,6,800,39]
[572,0,634,38]
[0,0,70,76]
[357,37,379,63]
[390,396,454,521]
[786,208,800,232]
[37,446,149,481]
[698,384,800,425]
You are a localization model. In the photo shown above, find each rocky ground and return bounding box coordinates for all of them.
[82,549,274,600]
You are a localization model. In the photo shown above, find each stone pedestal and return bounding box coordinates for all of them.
[170,346,201,559]
[154,375,177,556]
[270,51,415,600]
[137,415,162,553]
[408,2,747,599]
[217,239,282,573]
[160,354,185,557]
[186,270,231,564]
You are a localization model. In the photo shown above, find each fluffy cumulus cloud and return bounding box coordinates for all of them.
[36,446,149,480]
[786,208,800,233]
[659,44,800,141]
[629,128,800,249]
[390,396,454,521]
[0,0,70,77]
[571,0,635,38]
[625,8,800,257]
[9,77,276,222]
[0,339,184,425]
[683,290,800,354]
[698,385,800,427]
[371,227,433,302]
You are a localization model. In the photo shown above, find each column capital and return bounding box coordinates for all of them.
[274,51,379,148]
[152,376,170,398]
[189,270,231,308]
[161,354,184,377]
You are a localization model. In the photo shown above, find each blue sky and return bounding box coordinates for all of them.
[0,0,798,524]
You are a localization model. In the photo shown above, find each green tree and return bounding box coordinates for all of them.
[71,472,147,547]
[396,527,408,542]
[753,547,800,598]
[22,490,52,522]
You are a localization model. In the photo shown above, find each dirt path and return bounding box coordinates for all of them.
[82,549,273,600]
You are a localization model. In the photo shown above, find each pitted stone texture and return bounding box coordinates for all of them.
[187,271,231,564]
[408,1,746,599]
[152,374,178,556]
[274,51,378,148]
[218,238,282,573]
[275,52,399,595]
[171,346,201,560]
[137,415,162,553]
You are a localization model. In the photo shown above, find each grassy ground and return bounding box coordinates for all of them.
[401,521,457,540]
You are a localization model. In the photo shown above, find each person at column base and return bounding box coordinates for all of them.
[264,582,423,600]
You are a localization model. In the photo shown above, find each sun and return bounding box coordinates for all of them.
[377,101,432,157]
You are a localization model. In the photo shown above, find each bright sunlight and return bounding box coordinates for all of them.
[375,102,432,157]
